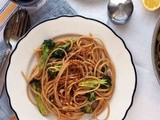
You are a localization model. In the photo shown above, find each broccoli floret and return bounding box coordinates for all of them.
[30,79,48,116]
[52,49,65,58]
[79,76,112,89]
[29,79,41,93]
[87,92,96,102]
[48,69,58,78]
[100,75,112,89]
[48,64,62,78]
[60,43,71,50]
[52,43,70,58]
[39,39,55,69]
[81,105,93,113]
[35,95,48,116]
[42,39,55,50]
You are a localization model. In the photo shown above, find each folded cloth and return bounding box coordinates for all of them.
[0,1,18,31]
[29,0,76,26]
[0,0,76,119]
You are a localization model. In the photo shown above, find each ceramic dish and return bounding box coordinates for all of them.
[6,16,136,120]
[152,17,160,84]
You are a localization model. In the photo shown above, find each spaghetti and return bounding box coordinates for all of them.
[24,34,116,120]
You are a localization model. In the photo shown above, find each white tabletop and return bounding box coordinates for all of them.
[66,0,160,120]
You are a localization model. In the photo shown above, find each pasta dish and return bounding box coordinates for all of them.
[23,34,116,120]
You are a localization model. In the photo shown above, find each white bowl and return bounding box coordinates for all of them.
[152,17,160,84]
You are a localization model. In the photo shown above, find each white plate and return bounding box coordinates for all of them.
[6,16,136,120]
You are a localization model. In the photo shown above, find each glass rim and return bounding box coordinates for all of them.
[10,0,43,7]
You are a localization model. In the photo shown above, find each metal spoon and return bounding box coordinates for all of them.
[107,0,134,24]
[0,9,30,96]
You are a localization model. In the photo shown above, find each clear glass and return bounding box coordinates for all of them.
[10,0,46,8]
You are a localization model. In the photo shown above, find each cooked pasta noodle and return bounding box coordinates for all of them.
[24,34,116,120]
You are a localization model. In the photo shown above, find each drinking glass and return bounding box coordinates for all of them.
[11,0,46,10]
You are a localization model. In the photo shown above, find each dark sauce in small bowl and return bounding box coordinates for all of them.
[11,0,42,6]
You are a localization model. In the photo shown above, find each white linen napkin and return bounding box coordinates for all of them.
[0,0,18,31]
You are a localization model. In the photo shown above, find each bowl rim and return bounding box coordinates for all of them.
[151,16,160,84]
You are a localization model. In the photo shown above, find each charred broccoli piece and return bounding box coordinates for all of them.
[100,75,112,89]
[81,105,93,113]
[39,39,55,69]
[48,64,62,78]
[29,79,41,93]
[87,92,96,102]
[52,43,70,58]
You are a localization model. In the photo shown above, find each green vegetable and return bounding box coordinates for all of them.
[100,75,112,89]
[48,69,58,78]
[48,64,62,78]
[29,79,41,93]
[87,92,96,102]
[81,105,93,113]
[52,43,70,58]
[39,39,55,69]
[30,79,48,116]
[79,76,112,89]
[60,43,71,50]
[35,95,48,116]
[79,79,103,88]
